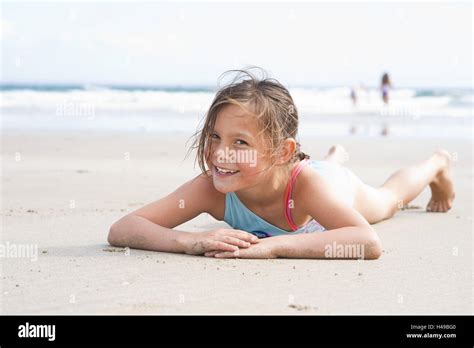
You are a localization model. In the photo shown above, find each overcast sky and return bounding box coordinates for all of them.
[1,1,472,88]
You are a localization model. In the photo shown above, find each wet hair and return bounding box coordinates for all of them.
[187,66,309,176]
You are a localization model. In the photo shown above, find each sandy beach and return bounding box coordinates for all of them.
[1,130,472,314]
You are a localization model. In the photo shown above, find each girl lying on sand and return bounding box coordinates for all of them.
[108,68,455,259]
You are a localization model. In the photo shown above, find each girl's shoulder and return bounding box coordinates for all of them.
[292,161,329,206]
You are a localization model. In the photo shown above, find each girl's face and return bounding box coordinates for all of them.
[206,104,274,193]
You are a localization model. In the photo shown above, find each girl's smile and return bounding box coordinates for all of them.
[213,164,240,177]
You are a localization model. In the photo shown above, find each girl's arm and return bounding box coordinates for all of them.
[271,225,381,259]
[274,169,382,259]
[209,169,382,259]
[108,173,258,254]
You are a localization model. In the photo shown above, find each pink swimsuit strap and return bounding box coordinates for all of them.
[283,159,311,231]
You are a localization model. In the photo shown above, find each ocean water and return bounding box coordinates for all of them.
[1,84,472,138]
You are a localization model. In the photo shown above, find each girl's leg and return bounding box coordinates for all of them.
[349,149,455,224]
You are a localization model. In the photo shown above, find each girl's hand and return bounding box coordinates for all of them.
[183,229,259,255]
[204,236,280,259]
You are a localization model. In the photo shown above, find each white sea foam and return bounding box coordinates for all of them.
[1,86,472,137]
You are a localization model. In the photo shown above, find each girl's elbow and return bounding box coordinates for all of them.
[365,232,382,260]
[108,216,129,246]
[108,222,121,246]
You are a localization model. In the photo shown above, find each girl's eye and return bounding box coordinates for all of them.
[210,133,220,140]
[235,139,248,146]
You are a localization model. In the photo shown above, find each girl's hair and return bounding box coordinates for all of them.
[187,66,309,176]
[381,72,391,86]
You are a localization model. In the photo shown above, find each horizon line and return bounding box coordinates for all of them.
[1,81,472,91]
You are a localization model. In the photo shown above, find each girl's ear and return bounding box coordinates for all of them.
[276,138,297,165]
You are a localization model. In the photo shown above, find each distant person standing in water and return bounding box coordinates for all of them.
[381,73,392,104]
[350,86,358,106]
[380,73,392,136]
[349,86,358,134]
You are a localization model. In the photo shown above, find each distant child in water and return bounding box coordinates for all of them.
[108,68,455,259]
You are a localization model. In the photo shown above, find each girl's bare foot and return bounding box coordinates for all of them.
[325,144,349,165]
[426,149,455,212]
